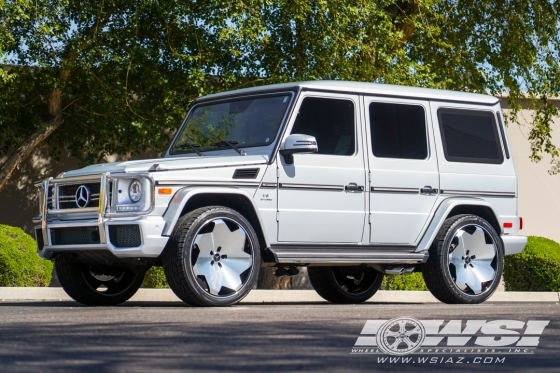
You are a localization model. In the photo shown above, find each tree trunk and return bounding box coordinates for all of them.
[0,87,63,194]
[257,267,292,289]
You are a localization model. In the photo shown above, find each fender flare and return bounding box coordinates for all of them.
[161,186,269,247]
[415,197,502,253]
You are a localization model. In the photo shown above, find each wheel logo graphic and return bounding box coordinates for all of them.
[75,185,91,208]
[376,317,425,355]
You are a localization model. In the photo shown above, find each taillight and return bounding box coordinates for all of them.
[503,222,513,228]
[519,217,523,230]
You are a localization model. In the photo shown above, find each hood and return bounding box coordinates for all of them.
[63,155,269,177]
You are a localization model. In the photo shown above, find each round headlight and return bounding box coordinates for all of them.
[128,179,142,203]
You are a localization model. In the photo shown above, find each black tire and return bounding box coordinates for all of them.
[55,253,145,306]
[307,266,384,304]
[422,214,504,304]
[162,206,261,307]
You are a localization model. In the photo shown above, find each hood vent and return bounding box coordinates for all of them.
[233,168,260,179]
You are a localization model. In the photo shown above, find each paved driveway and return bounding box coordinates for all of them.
[0,302,558,372]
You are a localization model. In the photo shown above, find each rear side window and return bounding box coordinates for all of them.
[369,102,428,160]
[438,108,504,164]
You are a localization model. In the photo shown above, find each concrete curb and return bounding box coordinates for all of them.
[0,287,559,303]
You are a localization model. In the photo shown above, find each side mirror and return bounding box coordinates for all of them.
[279,134,318,164]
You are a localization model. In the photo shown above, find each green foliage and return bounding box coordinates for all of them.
[142,266,169,289]
[0,224,53,286]
[504,236,560,292]
[381,272,427,291]
[1,0,560,179]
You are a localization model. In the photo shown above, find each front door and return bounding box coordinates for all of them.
[277,93,367,243]
[364,97,440,245]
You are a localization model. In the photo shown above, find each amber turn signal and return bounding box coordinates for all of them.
[158,188,173,195]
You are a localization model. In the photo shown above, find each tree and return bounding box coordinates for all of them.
[1,0,560,190]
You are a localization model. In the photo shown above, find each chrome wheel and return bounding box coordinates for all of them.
[163,206,261,306]
[423,214,504,304]
[191,218,253,296]
[447,224,497,295]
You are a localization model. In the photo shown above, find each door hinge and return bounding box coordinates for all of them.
[276,211,279,222]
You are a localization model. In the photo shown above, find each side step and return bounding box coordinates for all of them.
[264,246,428,266]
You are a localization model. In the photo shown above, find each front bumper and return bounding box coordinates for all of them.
[34,173,168,259]
[502,235,528,256]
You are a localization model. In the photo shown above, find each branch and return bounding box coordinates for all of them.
[0,88,64,194]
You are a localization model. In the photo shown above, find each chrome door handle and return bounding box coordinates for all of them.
[345,184,364,192]
[420,186,438,194]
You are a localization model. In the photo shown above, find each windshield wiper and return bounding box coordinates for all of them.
[174,142,204,157]
[210,140,246,156]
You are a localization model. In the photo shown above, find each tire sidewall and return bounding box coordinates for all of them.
[439,215,504,304]
[178,208,260,306]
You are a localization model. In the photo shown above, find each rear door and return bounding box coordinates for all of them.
[364,97,440,244]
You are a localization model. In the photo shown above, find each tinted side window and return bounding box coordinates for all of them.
[369,102,428,159]
[438,108,503,164]
[291,97,355,155]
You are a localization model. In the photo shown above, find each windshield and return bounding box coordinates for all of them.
[170,94,292,155]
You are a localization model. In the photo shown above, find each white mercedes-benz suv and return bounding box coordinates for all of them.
[33,81,527,306]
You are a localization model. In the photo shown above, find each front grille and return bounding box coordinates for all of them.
[109,225,141,248]
[35,229,44,251]
[50,226,100,245]
[57,182,101,209]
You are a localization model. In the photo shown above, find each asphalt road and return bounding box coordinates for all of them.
[0,301,558,373]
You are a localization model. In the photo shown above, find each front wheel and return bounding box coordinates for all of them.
[163,206,261,307]
[55,253,145,306]
[422,214,504,304]
[308,266,384,304]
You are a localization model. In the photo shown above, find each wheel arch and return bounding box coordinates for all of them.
[415,197,502,253]
[162,187,269,251]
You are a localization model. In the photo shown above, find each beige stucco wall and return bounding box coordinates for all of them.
[1,98,559,242]
[501,98,560,242]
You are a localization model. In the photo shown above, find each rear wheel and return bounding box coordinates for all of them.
[308,266,384,304]
[163,206,260,307]
[55,253,145,306]
[422,214,503,304]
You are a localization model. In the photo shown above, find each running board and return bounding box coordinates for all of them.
[264,246,428,266]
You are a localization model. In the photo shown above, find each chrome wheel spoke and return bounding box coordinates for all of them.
[194,231,215,257]
[470,259,496,283]
[462,227,495,260]
[194,257,223,295]
[222,258,252,275]
[218,263,244,291]
[454,266,470,291]
[210,220,247,257]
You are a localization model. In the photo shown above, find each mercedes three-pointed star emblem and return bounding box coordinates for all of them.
[75,185,91,208]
